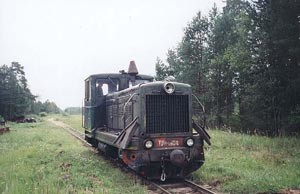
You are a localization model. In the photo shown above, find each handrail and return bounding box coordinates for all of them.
[122,93,137,127]
[192,94,207,129]
[192,94,205,113]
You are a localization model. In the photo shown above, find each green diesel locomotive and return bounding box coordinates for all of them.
[83,61,210,181]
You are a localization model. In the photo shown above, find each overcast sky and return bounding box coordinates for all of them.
[0,0,225,109]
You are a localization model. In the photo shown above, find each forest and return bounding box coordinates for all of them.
[156,0,300,136]
[0,62,60,120]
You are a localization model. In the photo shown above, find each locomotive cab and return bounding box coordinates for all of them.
[83,76,120,130]
[83,61,210,181]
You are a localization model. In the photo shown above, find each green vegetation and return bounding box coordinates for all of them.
[156,0,300,135]
[0,121,147,194]
[0,62,35,120]
[64,107,82,115]
[194,129,300,193]
[51,115,300,193]
[31,100,61,115]
[39,112,48,117]
[53,114,84,133]
[1,115,299,193]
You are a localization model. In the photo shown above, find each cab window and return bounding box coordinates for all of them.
[96,78,119,96]
[96,82,108,96]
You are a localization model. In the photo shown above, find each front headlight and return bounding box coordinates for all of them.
[163,82,175,94]
[144,140,154,149]
[186,138,194,147]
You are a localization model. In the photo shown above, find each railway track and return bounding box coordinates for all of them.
[48,119,90,146]
[149,179,217,194]
[49,118,219,194]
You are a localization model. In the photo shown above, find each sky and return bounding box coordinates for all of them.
[0,0,225,109]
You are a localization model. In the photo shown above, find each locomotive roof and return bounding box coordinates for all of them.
[85,73,153,81]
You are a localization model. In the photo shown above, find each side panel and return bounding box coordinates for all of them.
[106,92,137,130]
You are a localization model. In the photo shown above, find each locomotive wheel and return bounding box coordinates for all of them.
[105,145,118,159]
[85,135,92,144]
[85,135,98,148]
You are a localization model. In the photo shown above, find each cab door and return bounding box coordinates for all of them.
[83,78,93,130]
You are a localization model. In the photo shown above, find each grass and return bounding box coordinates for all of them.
[50,114,300,192]
[51,114,84,132]
[2,114,299,193]
[0,120,147,194]
[193,129,300,193]
[48,114,300,193]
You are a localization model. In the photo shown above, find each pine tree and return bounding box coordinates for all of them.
[0,62,35,119]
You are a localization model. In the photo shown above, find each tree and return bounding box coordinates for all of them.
[64,107,81,115]
[156,0,300,135]
[246,0,300,135]
[0,62,35,119]
[30,100,61,114]
[155,57,173,81]
[194,0,253,128]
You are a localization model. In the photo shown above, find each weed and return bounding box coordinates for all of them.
[194,129,300,193]
[52,114,84,132]
[0,121,147,194]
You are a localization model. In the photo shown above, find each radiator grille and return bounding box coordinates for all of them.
[146,95,189,134]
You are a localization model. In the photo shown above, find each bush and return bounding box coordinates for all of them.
[228,114,242,132]
[39,112,48,117]
[62,112,70,117]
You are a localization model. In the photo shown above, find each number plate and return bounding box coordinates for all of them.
[154,138,184,147]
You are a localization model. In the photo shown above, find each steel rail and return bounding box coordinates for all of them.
[184,179,217,194]
[150,181,173,194]
[148,179,218,194]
